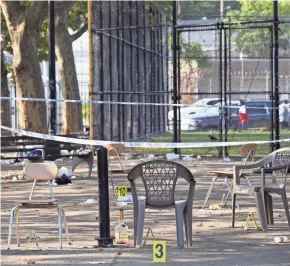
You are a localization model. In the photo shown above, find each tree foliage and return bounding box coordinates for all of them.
[38,0,87,61]
[180,1,240,20]
[227,0,290,57]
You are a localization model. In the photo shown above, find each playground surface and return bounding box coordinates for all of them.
[1,158,290,265]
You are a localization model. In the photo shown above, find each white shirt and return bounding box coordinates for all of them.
[279,103,289,122]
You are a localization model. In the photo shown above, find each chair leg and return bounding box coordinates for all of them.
[281,189,290,227]
[186,205,193,247]
[136,200,146,247]
[86,156,93,178]
[202,177,217,209]
[72,157,81,173]
[57,206,63,249]
[133,203,138,247]
[254,188,268,231]
[15,208,20,247]
[264,193,274,225]
[48,181,55,199]
[62,209,71,245]
[183,207,188,247]
[268,194,274,225]
[264,192,270,225]
[109,173,116,196]
[7,206,18,249]
[231,193,236,228]
[29,180,37,200]
[224,179,239,209]
[175,204,185,248]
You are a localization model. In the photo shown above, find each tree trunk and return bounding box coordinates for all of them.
[1,50,11,127]
[55,2,83,134]
[1,1,47,133]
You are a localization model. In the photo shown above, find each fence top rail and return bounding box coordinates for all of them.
[92,24,172,31]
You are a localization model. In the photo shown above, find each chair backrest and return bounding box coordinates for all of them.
[240,143,257,163]
[128,160,195,208]
[23,162,58,181]
[104,144,126,156]
[258,148,290,185]
[270,148,290,185]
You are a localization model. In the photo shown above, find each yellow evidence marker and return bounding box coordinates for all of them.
[153,240,166,263]
[117,186,128,198]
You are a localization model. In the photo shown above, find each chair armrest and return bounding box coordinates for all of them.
[262,164,290,172]
[233,163,260,186]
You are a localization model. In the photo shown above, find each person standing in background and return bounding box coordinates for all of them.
[238,99,248,130]
[279,99,289,129]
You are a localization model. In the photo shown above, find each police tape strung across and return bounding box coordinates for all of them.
[0,97,280,109]
[1,126,290,149]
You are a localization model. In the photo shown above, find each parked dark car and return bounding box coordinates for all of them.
[188,100,271,131]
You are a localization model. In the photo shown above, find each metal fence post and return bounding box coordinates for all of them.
[97,147,114,247]
[218,22,223,158]
[49,0,56,135]
[172,1,179,154]
[273,0,280,150]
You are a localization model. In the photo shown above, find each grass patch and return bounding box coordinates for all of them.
[128,129,290,157]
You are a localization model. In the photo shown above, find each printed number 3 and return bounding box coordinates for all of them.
[155,243,163,259]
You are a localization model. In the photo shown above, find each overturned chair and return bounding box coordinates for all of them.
[128,160,196,248]
[8,162,70,249]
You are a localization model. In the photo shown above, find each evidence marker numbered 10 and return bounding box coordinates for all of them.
[117,185,128,198]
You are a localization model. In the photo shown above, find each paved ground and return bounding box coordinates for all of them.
[1,158,290,265]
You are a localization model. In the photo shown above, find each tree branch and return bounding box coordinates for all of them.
[26,1,48,29]
[71,24,88,42]
[1,1,26,30]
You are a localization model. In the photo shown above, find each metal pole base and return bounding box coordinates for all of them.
[96,237,114,248]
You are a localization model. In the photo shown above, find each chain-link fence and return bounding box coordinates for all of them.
[171,15,290,157]
[91,1,170,141]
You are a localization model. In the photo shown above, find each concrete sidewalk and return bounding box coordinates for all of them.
[1,159,290,265]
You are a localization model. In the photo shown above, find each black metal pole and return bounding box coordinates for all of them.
[224,26,228,157]
[49,0,56,135]
[218,23,223,158]
[177,31,181,145]
[97,147,114,247]
[270,27,275,152]
[273,0,280,150]
[172,1,179,154]
[228,16,232,130]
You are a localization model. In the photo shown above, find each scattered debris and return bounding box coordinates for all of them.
[274,236,288,243]
[25,258,47,264]
[183,156,195,162]
[80,198,98,205]
[166,153,180,160]
[116,202,128,207]
[209,204,221,210]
